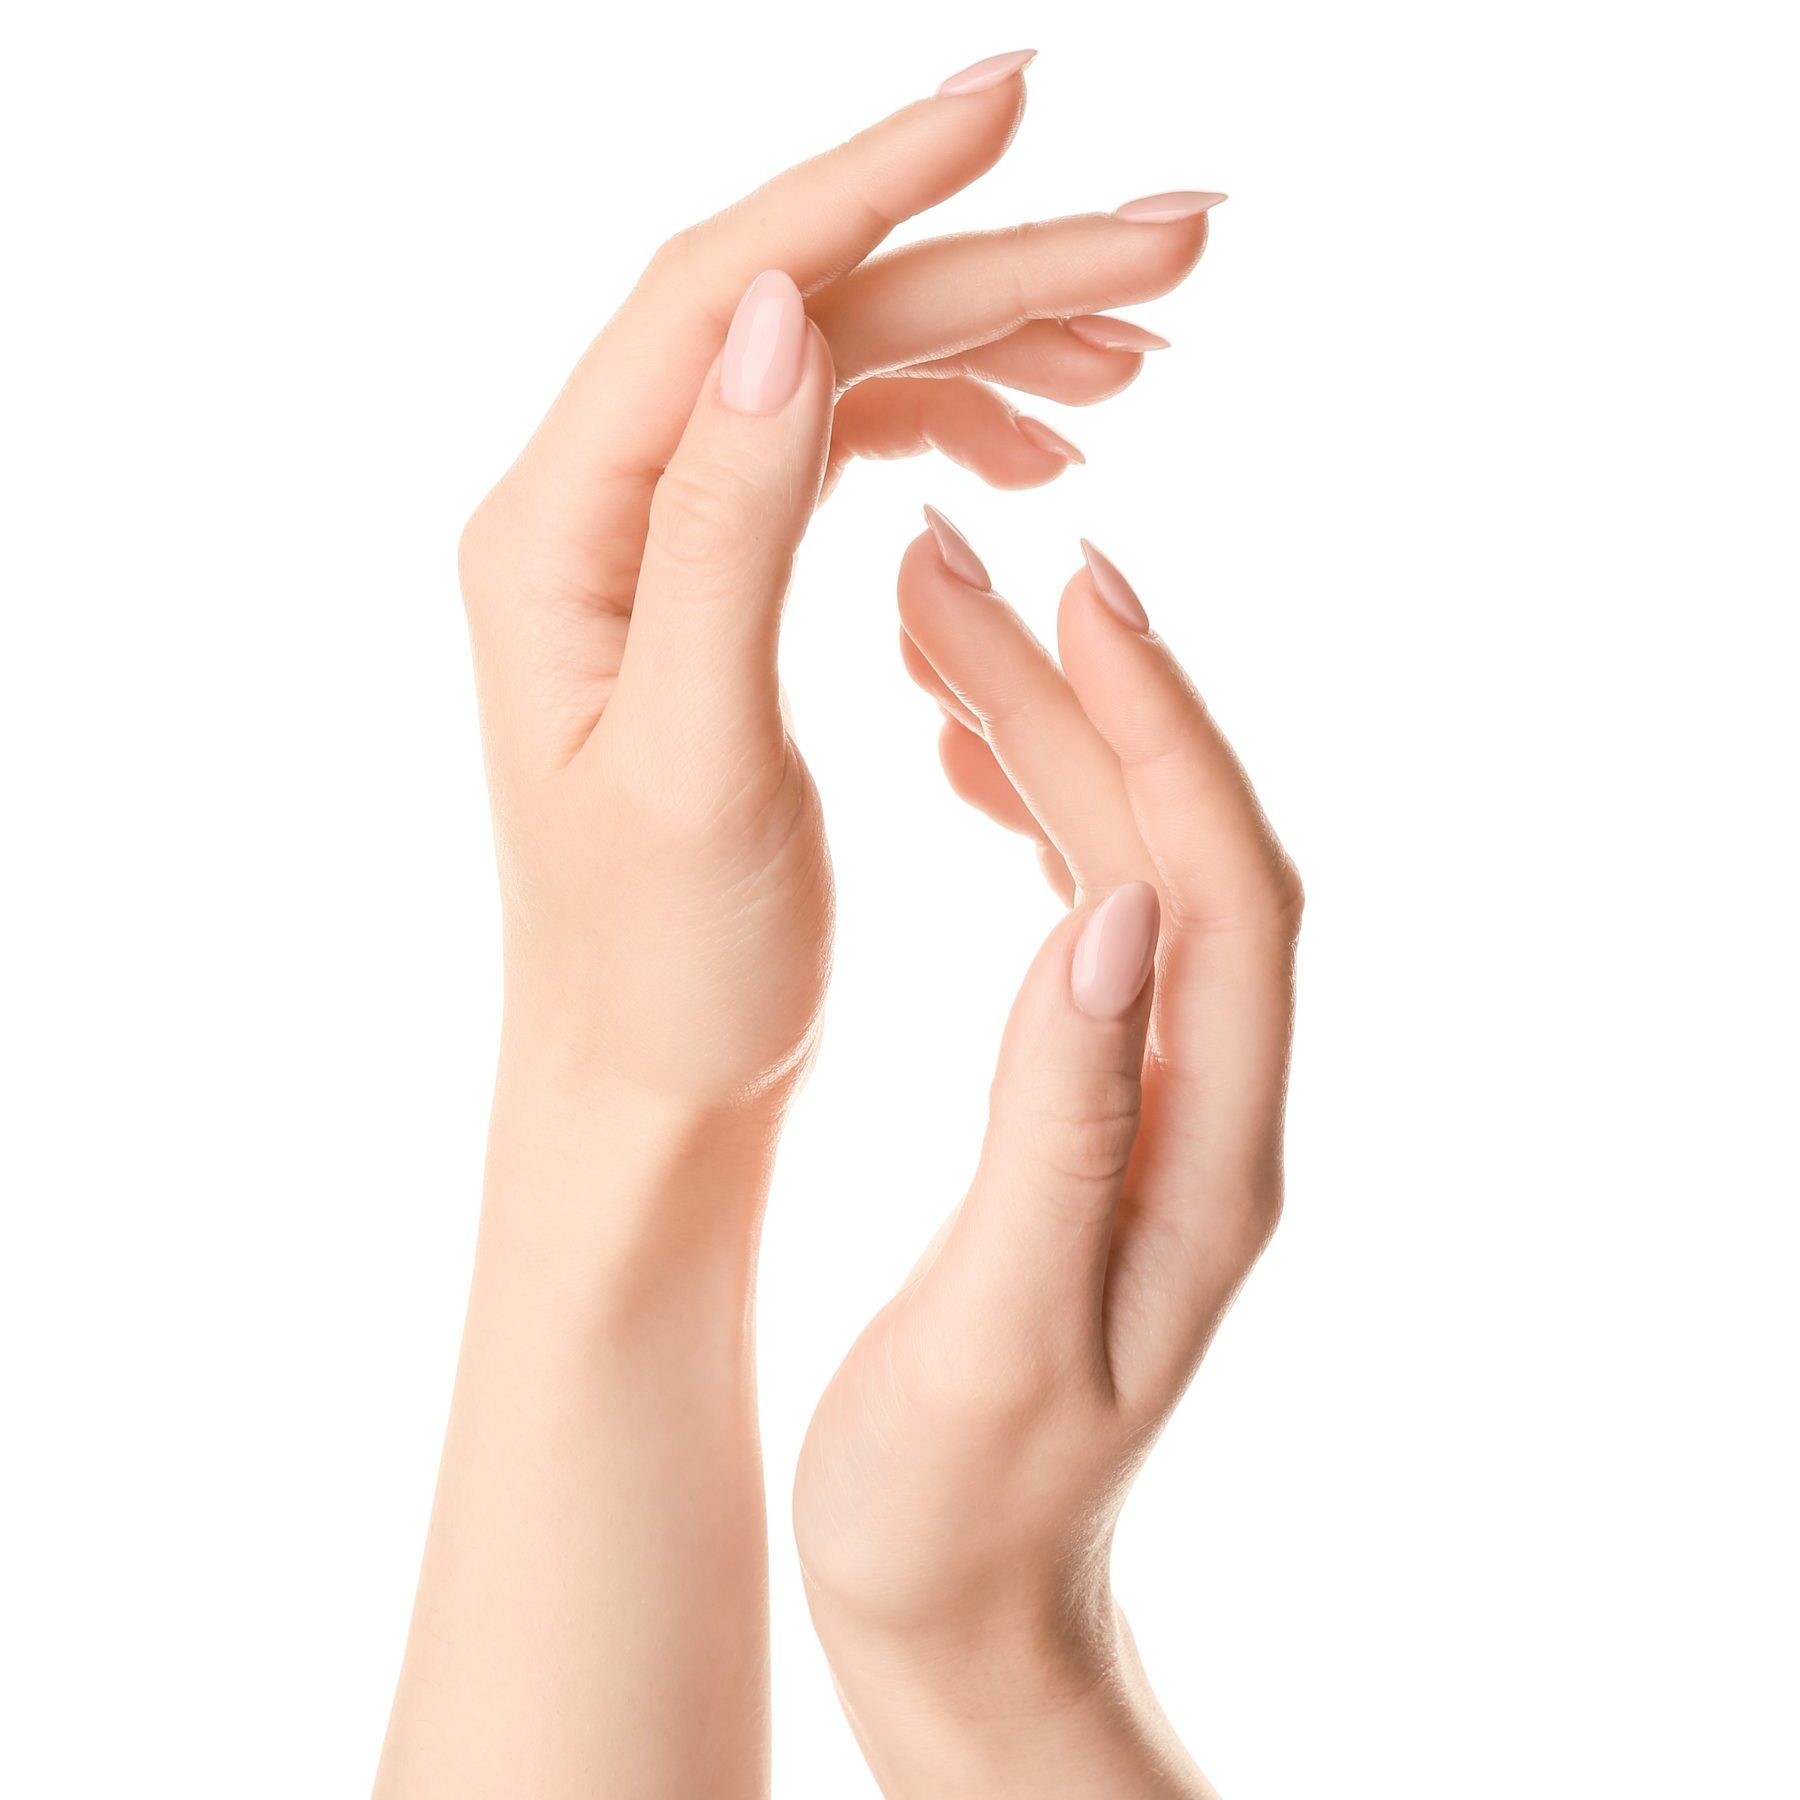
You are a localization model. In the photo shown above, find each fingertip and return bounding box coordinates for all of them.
[897,527,958,645]
[719,269,808,415]
[1070,881,1161,1020]
[898,511,994,660]
[926,51,1034,161]
[936,49,1038,98]
[1057,351,1147,405]
[1078,539,1149,631]
[1095,207,1212,298]
[1064,315,1172,355]
[1014,415,1085,467]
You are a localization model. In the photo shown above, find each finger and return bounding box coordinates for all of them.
[898,513,1154,898]
[1058,542,1301,934]
[828,377,1082,492]
[814,198,1219,381]
[604,272,834,764]
[899,626,977,729]
[927,884,1161,1365]
[938,709,1039,836]
[937,718,1077,903]
[907,316,1162,404]
[901,622,1077,898]
[511,64,1033,598]
[1053,544,1301,1404]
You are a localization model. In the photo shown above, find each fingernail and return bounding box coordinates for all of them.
[1015,415,1085,465]
[1065,315,1171,354]
[937,49,1037,96]
[720,270,807,414]
[1071,882,1160,1020]
[1112,191,1228,224]
[922,506,991,590]
[1079,539,1149,632]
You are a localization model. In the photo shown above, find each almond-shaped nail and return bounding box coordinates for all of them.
[1079,538,1148,632]
[937,49,1037,96]
[1015,415,1085,465]
[1065,315,1171,354]
[1071,882,1160,1019]
[720,270,807,414]
[922,505,991,589]
[1112,191,1228,224]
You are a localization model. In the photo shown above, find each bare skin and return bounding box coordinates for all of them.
[372,52,1251,1800]
[796,532,1301,1796]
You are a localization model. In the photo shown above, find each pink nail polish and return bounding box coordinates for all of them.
[1071,882,1160,1019]
[1079,539,1149,633]
[937,49,1037,96]
[922,505,991,590]
[1112,191,1228,224]
[1065,315,1172,354]
[720,270,807,414]
[1015,415,1085,465]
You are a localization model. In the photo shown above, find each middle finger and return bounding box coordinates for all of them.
[816,199,1218,381]
[897,514,1155,900]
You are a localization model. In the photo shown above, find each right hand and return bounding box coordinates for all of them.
[795,526,1302,1796]
[455,49,1224,1136]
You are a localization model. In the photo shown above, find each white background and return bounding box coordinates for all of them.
[2,1,1796,1794]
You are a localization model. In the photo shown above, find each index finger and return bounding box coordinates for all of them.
[1057,542,1302,937]
[1055,543,1300,1404]
[519,54,1036,499]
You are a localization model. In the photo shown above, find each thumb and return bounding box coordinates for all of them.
[612,269,834,760]
[933,881,1162,1351]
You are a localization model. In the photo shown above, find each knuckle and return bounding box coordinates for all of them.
[1268,853,1306,934]
[456,483,519,612]
[990,1069,1144,1197]
[998,220,1047,323]
[824,164,902,244]
[1223,1180,1285,1262]
[648,464,760,577]
[648,223,700,278]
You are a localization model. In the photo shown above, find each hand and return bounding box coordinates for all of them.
[456,49,1223,1138]
[380,54,1233,1800]
[794,525,1302,1797]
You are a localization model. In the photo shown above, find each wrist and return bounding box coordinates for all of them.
[479,1034,786,1321]
[813,1600,1213,1800]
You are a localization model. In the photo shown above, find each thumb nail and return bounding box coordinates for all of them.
[721,270,807,414]
[1070,882,1160,1019]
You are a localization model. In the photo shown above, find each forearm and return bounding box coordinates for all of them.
[816,1602,1217,1800]
[375,1062,779,1799]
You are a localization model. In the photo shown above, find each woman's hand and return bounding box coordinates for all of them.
[794,525,1302,1797]
[457,49,1223,1139]
[380,55,1232,1800]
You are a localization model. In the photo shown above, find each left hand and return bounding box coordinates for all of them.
[794,526,1302,1795]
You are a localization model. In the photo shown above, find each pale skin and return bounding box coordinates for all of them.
[374,48,1299,1800]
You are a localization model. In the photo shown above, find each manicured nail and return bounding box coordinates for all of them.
[1065,315,1171,354]
[720,270,807,414]
[937,49,1037,96]
[922,506,991,589]
[1112,191,1228,224]
[1071,882,1160,1020]
[1079,540,1148,632]
[1015,415,1085,465]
